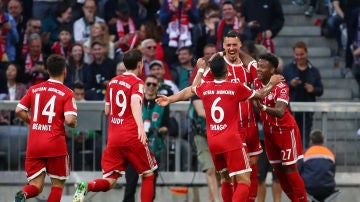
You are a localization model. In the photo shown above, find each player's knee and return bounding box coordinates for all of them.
[283,164,298,173]
[249,156,259,165]
[234,172,251,185]
[143,172,155,178]
[219,169,231,183]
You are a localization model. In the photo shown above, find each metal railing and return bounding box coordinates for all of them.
[1,101,360,172]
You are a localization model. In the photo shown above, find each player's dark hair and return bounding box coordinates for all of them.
[310,129,324,144]
[210,55,227,79]
[46,54,66,77]
[225,30,240,40]
[123,49,143,70]
[259,53,279,69]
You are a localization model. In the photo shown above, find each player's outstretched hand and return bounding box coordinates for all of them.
[155,94,170,106]
[138,127,147,145]
[269,74,285,85]
[197,58,207,69]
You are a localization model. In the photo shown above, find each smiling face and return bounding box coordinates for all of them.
[144,76,159,97]
[223,36,241,63]
[257,59,275,83]
[293,47,308,67]
[71,45,83,62]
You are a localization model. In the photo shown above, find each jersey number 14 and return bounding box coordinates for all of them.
[33,94,57,124]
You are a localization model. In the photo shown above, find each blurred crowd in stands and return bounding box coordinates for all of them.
[0,0,355,174]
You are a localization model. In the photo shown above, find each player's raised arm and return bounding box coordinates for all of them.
[192,57,208,86]
[253,74,284,99]
[156,86,195,107]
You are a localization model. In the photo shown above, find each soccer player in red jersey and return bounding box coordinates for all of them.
[200,30,261,201]
[156,55,284,202]
[253,53,307,202]
[14,55,78,202]
[72,49,157,202]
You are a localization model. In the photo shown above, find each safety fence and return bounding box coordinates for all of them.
[0,101,360,172]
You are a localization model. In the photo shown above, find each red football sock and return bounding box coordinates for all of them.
[141,174,155,202]
[248,163,258,202]
[273,168,293,200]
[221,182,233,202]
[285,170,308,202]
[87,179,111,192]
[22,184,40,199]
[233,182,250,202]
[47,186,63,202]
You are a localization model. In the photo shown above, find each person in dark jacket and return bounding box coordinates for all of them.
[83,40,116,100]
[282,41,323,148]
[299,129,336,201]
[241,0,284,43]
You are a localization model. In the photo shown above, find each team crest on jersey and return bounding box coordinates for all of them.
[267,93,274,100]
[280,88,287,99]
[152,112,159,121]
[72,98,77,109]
[139,84,144,93]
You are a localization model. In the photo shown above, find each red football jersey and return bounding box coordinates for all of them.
[253,79,297,133]
[195,80,255,154]
[202,56,258,128]
[105,72,145,146]
[17,79,77,158]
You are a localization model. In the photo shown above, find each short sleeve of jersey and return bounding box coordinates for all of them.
[275,83,290,104]
[236,83,255,101]
[248,60,258,82]
[64,92,77,116]
[17,87,32,111]
[105,82,111,105]
[131,80,145,101]
[194,82,206,98]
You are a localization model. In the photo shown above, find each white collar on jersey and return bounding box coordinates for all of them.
[123,72,137,77]
[48,79,63,84]
[214,80,226,83]
[223,56,243,66]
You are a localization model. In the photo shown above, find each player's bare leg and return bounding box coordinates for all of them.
[15,172,45,201]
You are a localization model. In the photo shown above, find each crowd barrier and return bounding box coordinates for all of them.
[1,101,360,172]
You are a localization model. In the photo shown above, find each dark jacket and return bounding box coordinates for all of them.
[282,60,323,101]
[83,58,116,91]
[241,0,284,40]
[299,145,336,189]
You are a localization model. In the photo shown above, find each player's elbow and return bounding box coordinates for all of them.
[65,115,77,128]
[15,107,23,116]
